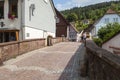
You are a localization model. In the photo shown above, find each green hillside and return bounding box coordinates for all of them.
[61,1,120,31]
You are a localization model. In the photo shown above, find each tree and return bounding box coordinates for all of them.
[66,13,78,22]
[94,23,120,46]
[75,21,88,31]
[61,1,120,31]
[98,23,120,42]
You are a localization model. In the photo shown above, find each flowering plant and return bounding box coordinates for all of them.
[8,13,16,20]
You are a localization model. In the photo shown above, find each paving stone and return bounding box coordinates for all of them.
[0,42,88,80]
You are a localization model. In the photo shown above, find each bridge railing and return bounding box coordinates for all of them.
[0,37,64,65]
[0,38,46,62]
[82,40,120,80]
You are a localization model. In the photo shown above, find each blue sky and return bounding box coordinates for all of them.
[53,0,116,11]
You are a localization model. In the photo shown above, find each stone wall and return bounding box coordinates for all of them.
[52,37,63,44]
[0,39,45,61]
[0,37,64,64]
[84,40,120,80]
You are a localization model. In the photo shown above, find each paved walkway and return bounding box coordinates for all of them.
[0,42,87,80]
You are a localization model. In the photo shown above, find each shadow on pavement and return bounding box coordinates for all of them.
[58,43,87,80]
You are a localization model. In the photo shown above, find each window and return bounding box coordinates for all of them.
[105,18,109,23]
[26,33,30,37]
[113,18,118,22]
[0,1,4,19]
[56,17,60,23]
[116,18,118,22]
[9,0,18,18]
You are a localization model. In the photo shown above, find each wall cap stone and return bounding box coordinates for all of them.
[86,40,120,70]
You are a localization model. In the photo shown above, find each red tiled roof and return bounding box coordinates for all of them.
[106,9,116,14]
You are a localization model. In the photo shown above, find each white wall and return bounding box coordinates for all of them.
[24,26,44,39]
[24,0,56,34]
[0,0,56,40]
[24,26,55,39]
[102,33,120,53]
[92,14,120,37]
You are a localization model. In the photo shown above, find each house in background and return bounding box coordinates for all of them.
[102,31,120,56]
[82,19,90,24]
[55,8,69,38]
[0,0,56,43]
[91,9,120,37]
[55,9,78,41]
[68,23,78,41]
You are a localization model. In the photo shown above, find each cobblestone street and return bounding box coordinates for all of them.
[0,42,87,80]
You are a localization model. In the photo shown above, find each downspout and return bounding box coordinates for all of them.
[20,0,24,40]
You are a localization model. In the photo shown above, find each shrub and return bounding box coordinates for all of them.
[93,38,102,47]
[98,23,120,42]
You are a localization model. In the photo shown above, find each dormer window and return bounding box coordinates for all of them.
[9,0,18,18]
[0,1,4,19]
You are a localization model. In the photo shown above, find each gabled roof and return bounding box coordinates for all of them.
[84,23,94,32]
[49,0,56,16]
[102,31,120,44]
[55,8,69,26]
[70,23,78,33]
[106,9,116,14]
[92,9,120,28]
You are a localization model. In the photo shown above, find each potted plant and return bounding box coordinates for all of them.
[8,13,16,20]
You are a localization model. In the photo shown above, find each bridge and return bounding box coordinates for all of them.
[0,39,119,80]
[0,42,88,80]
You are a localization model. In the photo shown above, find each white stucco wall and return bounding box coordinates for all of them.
[24,26,55,39]
[24,26,44,39]
[102,33,120,53]
[0,0,56,40]
[92,14,120,37]
[24,0,56,35]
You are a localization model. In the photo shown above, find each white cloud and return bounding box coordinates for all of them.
[56,2,74,11]
[55,0,117,11]
[56,4,63,10]
[71,0,116,7]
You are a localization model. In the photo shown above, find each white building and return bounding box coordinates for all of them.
[0,0,56,43]
[68,24,78,41]
[102,31,120,56]
[91,9,120,37]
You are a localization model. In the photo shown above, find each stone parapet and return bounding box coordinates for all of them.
[83,40,120,80]
[0,39,45,62]
[0,37,63,65]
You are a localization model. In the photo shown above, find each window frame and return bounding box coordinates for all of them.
[8,0,18,18]
[0,1,4,19]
